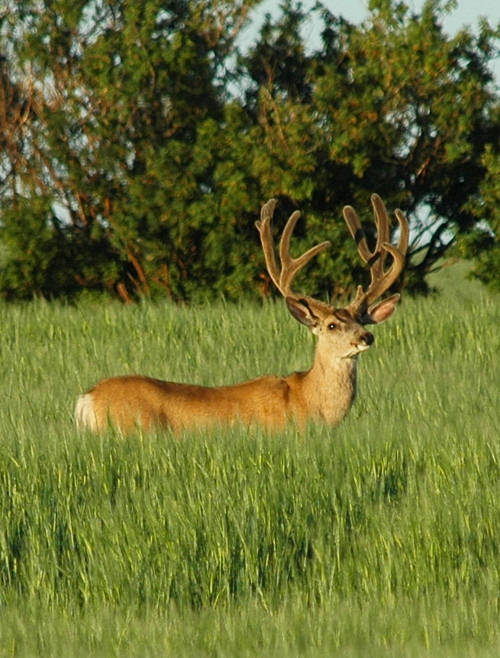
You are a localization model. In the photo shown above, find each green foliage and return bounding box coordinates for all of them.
[0,0,498,301]
[0,275,498,654]
[458,140,500,291]
[236,0,499,293]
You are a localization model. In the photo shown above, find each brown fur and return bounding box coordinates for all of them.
[84,374,297,433]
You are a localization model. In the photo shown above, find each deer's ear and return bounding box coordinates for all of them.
[286,297,319,328]
[365,293,400,324]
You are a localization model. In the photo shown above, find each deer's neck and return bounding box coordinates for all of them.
[300,349,358,426]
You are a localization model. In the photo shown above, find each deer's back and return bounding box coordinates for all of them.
[81,374,298,433]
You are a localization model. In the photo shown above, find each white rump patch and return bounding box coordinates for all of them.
[75,393,98,431]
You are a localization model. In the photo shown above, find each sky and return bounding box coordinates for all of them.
[239,0,500,80]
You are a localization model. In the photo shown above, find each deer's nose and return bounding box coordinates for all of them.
[362,332,374,346]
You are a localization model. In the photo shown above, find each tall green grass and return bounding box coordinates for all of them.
[0,268,498,656]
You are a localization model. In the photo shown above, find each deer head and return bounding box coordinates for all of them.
[255,194,409,360]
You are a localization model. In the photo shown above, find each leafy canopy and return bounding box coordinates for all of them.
[0,0,498,300]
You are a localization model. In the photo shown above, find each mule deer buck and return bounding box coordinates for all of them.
[76,194,408,434]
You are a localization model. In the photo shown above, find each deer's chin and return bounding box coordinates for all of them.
[343,343,371,358]
[356,342,371,352]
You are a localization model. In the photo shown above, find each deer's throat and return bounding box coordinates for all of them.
[304,355,358,425]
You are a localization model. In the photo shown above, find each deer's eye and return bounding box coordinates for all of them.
[327,322,337,331]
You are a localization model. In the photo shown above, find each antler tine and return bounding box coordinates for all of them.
[342,205,372,263]
[345,194,409,316]
[256,198,330,298]
[395,208,409,255]
[255,199,282,292]
[370,193,390,279]
[279,210,330,296]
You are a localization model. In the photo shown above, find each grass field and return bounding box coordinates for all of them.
[0,264,498,656]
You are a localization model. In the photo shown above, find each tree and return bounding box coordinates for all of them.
[458,127,500,292]
[0,0,498,301]
[229,0,500,295]
[0,0,259,301]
